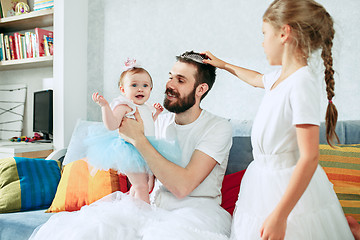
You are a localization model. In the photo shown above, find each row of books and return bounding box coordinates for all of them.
[34,0,53,12]
[0,28,53,61]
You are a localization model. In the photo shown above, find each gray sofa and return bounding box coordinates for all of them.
[0,120,359,240]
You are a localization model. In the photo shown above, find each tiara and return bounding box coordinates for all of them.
[178,51,209,64]
[123,58,141,71]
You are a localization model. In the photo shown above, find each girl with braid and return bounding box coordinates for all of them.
[203,0,354,239]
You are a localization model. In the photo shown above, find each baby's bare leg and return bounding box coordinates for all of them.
[347,216,360,240]
[127,172,150,203]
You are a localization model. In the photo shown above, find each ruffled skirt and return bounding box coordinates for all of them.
[231,152,354,240]
[83,124,183,173]
[29,191,231,240]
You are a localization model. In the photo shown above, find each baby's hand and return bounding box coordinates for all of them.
[153,103,164,114]
[92,92,109,107]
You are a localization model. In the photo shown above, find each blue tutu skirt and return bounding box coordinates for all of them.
[83,124,182,173]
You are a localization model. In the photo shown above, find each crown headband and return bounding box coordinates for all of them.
[178,51,209,64]
[123,58,141,71]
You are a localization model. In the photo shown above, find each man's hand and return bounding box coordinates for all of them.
[119,108,145,146]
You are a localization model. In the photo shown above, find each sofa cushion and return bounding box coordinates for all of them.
[0,157,61,213]
[47,159,128,212]
[226,137,253,175]
[319,144,360,223]
[221,169,246,215]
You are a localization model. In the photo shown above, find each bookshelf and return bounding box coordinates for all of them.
[0,8,53,71]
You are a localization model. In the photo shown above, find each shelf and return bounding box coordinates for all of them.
[0,9,53,32]
[0,56,53,70]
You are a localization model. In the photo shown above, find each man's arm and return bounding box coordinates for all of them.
[119,110,217,199]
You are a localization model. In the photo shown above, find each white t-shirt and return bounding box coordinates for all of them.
[155,110,233,204]
[251,66,321,155]
[110,95,155,136]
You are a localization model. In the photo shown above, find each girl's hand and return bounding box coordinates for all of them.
[260,211,287,240]
[201,51,227,69]
[92,92,109,107]
[153,103,164,114]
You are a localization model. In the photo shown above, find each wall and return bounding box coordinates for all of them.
[88,0,360,122]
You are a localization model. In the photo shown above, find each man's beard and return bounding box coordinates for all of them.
[163,87,196,114]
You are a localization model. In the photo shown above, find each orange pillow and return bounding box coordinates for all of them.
[47,159,128,212]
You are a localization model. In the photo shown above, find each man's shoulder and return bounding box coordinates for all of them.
[201,110,232,133]
[202,110,231,125]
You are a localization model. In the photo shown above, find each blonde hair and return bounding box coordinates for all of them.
[118,67,153,88]
[264,0,339,146]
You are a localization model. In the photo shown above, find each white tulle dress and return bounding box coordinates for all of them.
[230,67,354,239]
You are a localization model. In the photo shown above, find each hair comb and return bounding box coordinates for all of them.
[179,51,209,64]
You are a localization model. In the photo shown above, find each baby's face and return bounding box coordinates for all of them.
[120,72,152,105]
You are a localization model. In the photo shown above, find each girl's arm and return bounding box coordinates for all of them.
[202,51,264,88]
[93,92,131,130]
[119,110,218,199]
[260,124,319,240]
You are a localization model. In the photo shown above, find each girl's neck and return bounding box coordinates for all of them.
[278,46,307,83]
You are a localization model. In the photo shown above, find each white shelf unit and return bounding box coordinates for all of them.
[0,9,54,71]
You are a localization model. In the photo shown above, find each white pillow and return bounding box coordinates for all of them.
[62,119,102,165]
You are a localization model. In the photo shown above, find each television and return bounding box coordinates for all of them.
[33,90,53,142]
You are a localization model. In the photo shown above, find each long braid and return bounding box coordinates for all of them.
[321,26,339,146]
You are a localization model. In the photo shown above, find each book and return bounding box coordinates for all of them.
[8,35,17,60]
[4,35,11,60]
[0,0,28,18]
[34,0,53,11]
[20,35,26,59]
[0,1,3,18]
[31,33,37,58]
[0,33,5,61]
[44,35,53,56]
[35,28,53,57]
[13,32,21,59]
[25,32,33,58]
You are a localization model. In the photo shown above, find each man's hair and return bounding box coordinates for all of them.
[176,51,216,100]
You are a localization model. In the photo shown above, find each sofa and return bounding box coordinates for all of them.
[0,120,359,240]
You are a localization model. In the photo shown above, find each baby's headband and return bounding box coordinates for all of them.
[178,51,209,64]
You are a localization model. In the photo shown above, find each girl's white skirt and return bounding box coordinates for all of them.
[231,152,354,240]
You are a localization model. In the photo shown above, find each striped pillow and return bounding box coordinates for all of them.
[319,144,360,223]
[0,157,61,213]
[47,159,128,212]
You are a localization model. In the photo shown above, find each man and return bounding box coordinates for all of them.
[119,51,233,239]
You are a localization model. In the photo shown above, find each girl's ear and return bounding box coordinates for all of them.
[196,83,209,98]
[281,24,291,44]
[119,86,125,94]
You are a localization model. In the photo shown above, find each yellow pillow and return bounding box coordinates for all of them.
[319,144,360,223]
[47,159,128,212]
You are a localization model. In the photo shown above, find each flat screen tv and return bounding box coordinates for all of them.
[33,90,53,142]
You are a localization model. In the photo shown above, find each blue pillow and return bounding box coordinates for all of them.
[0,157,61,213]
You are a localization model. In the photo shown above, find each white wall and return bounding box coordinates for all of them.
[53,0,88,150]
[87,0,360,122]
